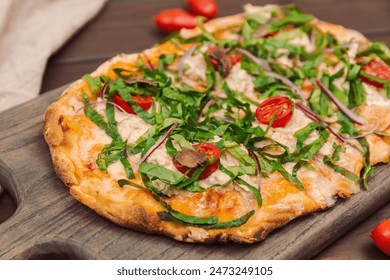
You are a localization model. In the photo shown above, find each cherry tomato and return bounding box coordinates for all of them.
[370,219,390,256]
[173,143,221,180]
[255,96,293,128]
[113,93,153,114]
[154,9,197,33]
[357,57,390,88]
[187,0,218,19]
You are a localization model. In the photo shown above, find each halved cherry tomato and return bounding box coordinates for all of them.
[187,0,218,19]
[357,57,390,88]
[113,93,153,114]
[173,143,221,180]
[370,219,390,256]
[255,96,293,128]
[154,9,197,33]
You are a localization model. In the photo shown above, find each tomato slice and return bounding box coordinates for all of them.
[255,96,293,128]
[173,143,221,180]
[113,93,153,114]
[358,57,390,88]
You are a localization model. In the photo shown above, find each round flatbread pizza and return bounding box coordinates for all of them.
[43,4,390,243]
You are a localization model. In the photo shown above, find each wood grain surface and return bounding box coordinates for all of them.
[1,0,390,259]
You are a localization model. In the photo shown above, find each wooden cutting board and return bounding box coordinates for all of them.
[0,86,390,260]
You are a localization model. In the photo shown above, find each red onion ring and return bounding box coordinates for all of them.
[316,79,366,125]
[347,120,381,139]
[143,52,154,70]
[198,98,216,121]
[264,70,307,103]
[236,48,307,103]
[295,102,346,143]
[138,122,179,164]
[178,45,197,78]
[236,48,271,71]
[100,80,113,99]
[248,150,262,192]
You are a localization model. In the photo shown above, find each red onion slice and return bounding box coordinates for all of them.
[143,52,154,70]
[248,150,262,192]
[178,45,197,78]
[316,79,366,125]
[76,100,125,114]
[236,48,307,103]
[347,119,381,139]
[100,80,112,99]
[198,98,216,121]
[138,122,179,164]
[295,102,346,143]
[264,70,307,103]
[236,48,271,71]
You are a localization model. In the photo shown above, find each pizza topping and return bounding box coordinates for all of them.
[295,102,345,143]
[255,96,293,128]
[113,93,153,115]
[176,148,207,168]
[138,122,179,164]
[248,149,262,193]
[316,79,366,125]
[358,58,390,88]
[177,44,197,78]
[173,143,221,180]
[236,47,271,71]
[208,46,232,77]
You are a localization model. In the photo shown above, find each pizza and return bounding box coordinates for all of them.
[43,4,390,243]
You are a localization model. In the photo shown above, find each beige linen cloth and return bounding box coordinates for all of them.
[0,0,107,197]
[0,0,107,112]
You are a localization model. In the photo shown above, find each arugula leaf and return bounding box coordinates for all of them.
[323,156,361,183]
[219,163,262,206]
[158,207,255,229]
[139,162,185,185]
[357,138,374,190]
[157,54,176,71]
[270,9,313,32]
[82,74,107,94]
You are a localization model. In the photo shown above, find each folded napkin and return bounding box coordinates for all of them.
[0,0,107,112]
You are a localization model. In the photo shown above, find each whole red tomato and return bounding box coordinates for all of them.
[154,9,197,33]
[370,219,390,256]
[187,0,218,19]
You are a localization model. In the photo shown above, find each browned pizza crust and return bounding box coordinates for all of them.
[43,8,390,243]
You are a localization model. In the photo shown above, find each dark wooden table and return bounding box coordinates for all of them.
[1,0,389,259]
